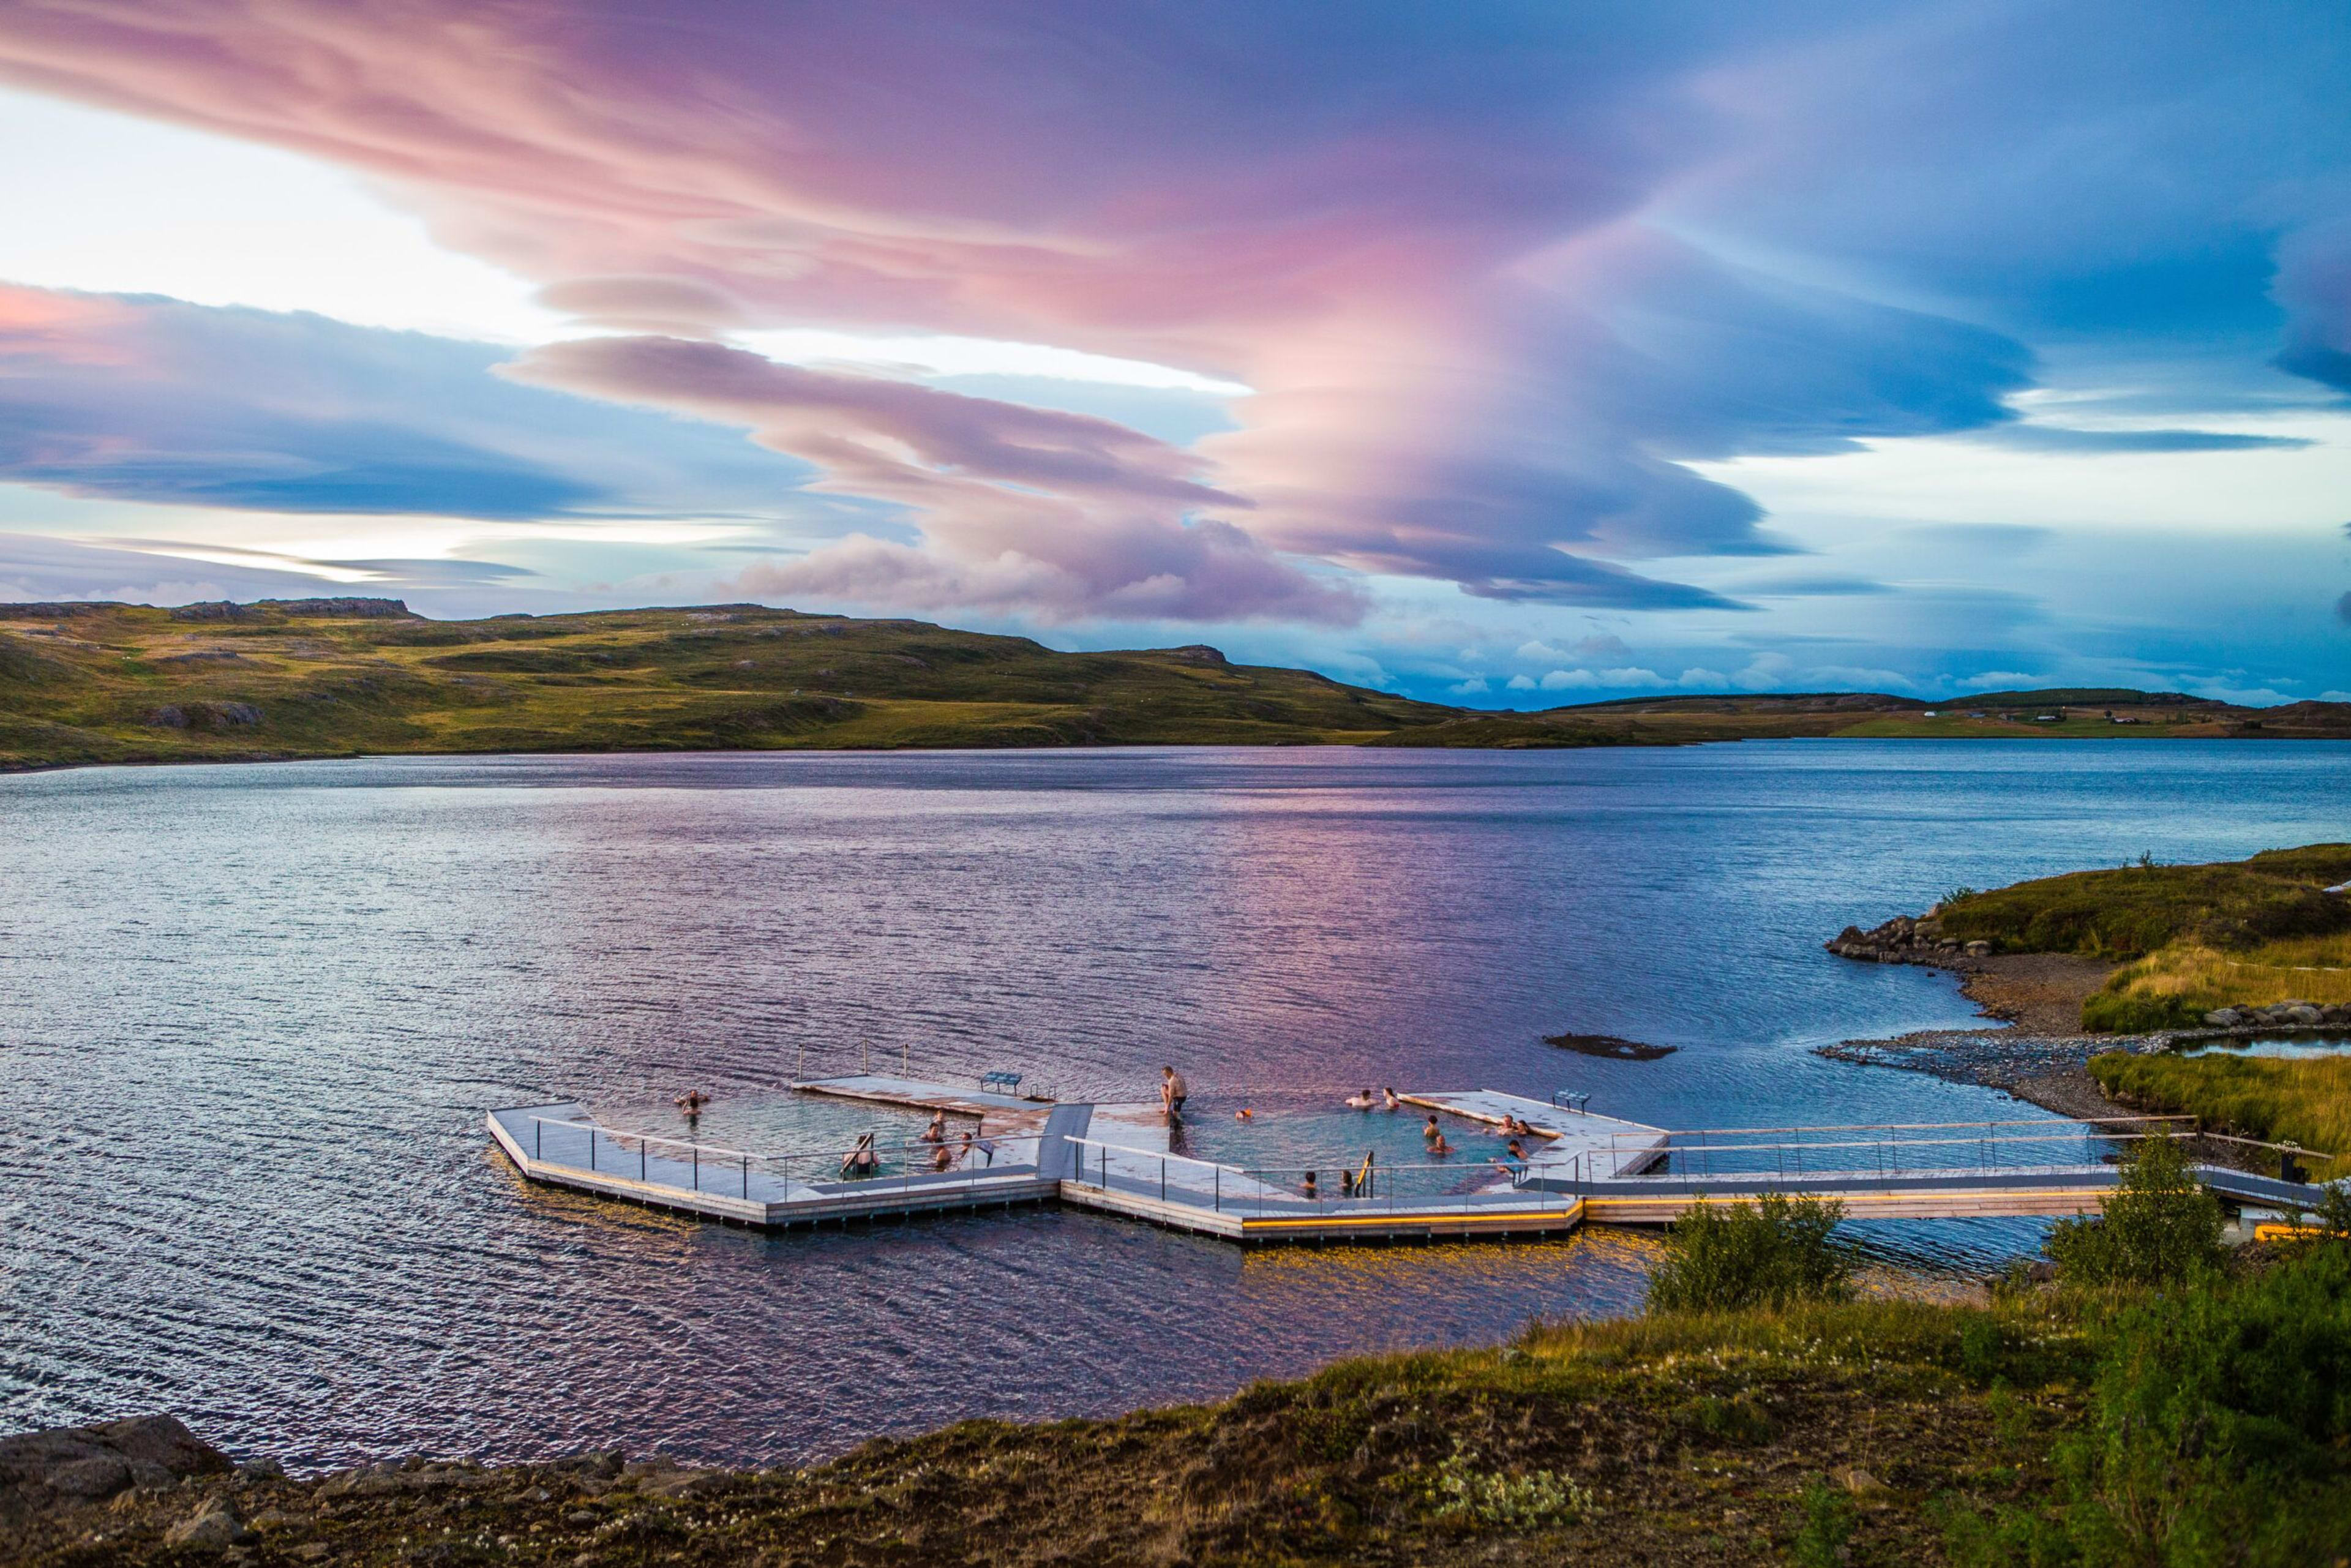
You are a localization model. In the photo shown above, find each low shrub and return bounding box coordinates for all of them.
[1646,1192,1854,1312]
[1423,1446,1593,1531]
[2045,1134,2223,1287]
[2078,988,2200,1033]
[2058,1242,2351,1565]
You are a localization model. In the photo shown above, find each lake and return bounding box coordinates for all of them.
[3,740,2345,1469]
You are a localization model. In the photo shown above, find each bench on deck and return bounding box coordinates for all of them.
[979,1070,1023,1096]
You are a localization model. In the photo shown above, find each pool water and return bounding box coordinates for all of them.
[592,1089,987,1180]
[1169,1095,1539,1196]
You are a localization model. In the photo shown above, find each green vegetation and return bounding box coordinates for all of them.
[2044,1135,2226,1285]
[2085,928,2351,1030]
[1935,847,2351,962]
[30,1228,2351,1566]
[1908,844,2351,1030]
[4,599,2345,771]
[2090,1052,2351,1180]
[1644,1192,1856,1311]
[0,599,1463,768]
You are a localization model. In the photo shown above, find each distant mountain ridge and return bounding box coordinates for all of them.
[1,599,2344,771]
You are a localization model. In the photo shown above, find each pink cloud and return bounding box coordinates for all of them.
[0,2,2229,618]
[507,334,1352,621]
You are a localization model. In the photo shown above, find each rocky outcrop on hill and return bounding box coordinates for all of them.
[143,701,263,730]
[1825,911,1992,968]
[168,598,414,621]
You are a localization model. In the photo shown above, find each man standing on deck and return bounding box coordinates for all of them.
[1161,1065,1188,1121]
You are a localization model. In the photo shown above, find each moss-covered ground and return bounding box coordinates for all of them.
[19,1294,2102,1567]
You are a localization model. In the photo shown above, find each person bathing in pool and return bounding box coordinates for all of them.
[1344,1088,1377,1110]
[1422,1114,1453,1156]
[1382,1087,1401,1111]
[919,1110,948,1144]
[840,1133,879,1179]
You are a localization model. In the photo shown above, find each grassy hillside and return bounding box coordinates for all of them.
[1934,847,2351,960]
[4,598,2346,769]
[0,599,1463,768]
[2091,1051,2351,1177]
[1905,846,2351,1030]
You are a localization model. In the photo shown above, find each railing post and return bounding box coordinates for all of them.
[1214,1166,1220,1212]
[1160,1158,1166,1204]
[741,1156,748,1198]
[693,1144,699,1190]
[641,1142,647,1181]
[590,1131,596,1172]
[534,1120,541,1160]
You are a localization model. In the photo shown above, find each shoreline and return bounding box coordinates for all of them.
[1815,949,2338,1174]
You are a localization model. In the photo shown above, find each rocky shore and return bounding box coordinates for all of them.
[1818,909,2346,1157]
[1824,913,1994,969]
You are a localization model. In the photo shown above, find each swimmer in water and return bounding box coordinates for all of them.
[1382,1087,1401,1111]
[1344,1088,1377,1110]
[1235,1108,1254,1121]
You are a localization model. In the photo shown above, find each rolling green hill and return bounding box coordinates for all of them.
[2,598,2344,770]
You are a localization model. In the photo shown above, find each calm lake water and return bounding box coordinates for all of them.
[4,740,2346,1469]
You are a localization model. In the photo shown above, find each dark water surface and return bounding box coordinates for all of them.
[4,741,2346,1468]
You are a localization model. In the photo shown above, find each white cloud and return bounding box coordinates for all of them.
[2321,690,2351,702]
[1540,666,1670,691]
[1731,653,1794,691]
[1678,667,1730,688]
[1515,639,1564,661]
[1958,670,2041,690]
[1507,673,1538,690]
[2189,681,2293,706]
[1448,675,1490,695]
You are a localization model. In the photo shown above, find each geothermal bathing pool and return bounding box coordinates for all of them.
[489,1073,2315,1245]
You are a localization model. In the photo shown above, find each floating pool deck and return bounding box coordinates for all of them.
[487,1078,2326,1246]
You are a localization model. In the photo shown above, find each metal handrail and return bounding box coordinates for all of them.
[1630,1114,2192,1138]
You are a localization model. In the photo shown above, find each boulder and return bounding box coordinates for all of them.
[1965,940,1994,958]
[0,1416,230,1517]
[2281,1004,2324,1026]
[165,1502,252,1549]
[2204,1008,2243,1027]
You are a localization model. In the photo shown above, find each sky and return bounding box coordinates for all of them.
[0,1,2345,706]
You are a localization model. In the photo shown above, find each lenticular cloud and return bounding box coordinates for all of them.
[506,336,1357,623]
[2,1,2344,620]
